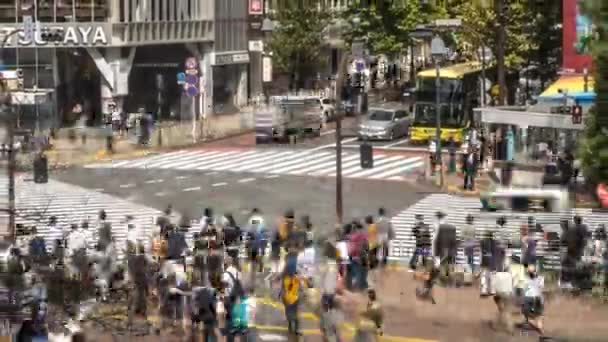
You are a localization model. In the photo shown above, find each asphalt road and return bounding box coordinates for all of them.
[52,166,431,229]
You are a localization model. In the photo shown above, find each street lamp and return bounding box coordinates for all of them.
[261,17,274,105]
[431,35,447,188]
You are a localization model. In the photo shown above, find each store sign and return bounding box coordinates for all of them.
[249,0,263,15]
[262,56,272,83]
[249,40,264,52]
[2,24,110,47]
[213,53,250,66]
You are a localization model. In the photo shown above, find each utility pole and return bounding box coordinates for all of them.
[334,54,351,225]
[7,109,15,241]
[495,0,507,106]
[1,29,23,242]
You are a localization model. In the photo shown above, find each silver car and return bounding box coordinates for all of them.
[358,108,410,141]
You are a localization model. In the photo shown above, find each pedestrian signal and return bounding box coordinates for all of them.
[571,105,583,124]
[360,143,373,169]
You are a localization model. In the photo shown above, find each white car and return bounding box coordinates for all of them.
[318,98,336,124]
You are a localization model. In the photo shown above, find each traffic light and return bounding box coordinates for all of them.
[40,29,64,43]
[572,105,583,124]
[16,68,23,90]
[360,142,373,169]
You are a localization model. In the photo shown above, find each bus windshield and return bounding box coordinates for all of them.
[416,77,462,103]
[413,103,465,128]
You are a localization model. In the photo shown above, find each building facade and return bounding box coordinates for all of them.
[0,0,249,130]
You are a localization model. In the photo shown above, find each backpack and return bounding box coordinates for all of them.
[224,270,245,303]
[192,287,217,323]
[231,299,249,330]
[282,275,301,305]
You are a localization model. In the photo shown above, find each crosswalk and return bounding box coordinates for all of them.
[388,194,608,270]
[85,148,425,181]
[0,175,162,262]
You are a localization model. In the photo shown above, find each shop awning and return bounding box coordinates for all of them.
[538,75,595,102]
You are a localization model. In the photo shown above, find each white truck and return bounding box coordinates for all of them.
[262,98,323,142]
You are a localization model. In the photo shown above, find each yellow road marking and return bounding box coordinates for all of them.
[255,297,436,342]
[253,324,436,342]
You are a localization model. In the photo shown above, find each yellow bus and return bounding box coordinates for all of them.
[410,62,485,144]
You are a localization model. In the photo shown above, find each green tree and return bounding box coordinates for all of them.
[267,0,331,90]
[447,0,537,103]
[577,0,608,186]
[340,0,446,59]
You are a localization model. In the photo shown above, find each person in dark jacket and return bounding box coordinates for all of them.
[463,150,478,190]
[409,214,425,270]
[434,212,457,281]
[167,225,187,261]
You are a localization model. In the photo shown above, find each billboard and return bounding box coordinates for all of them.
[563,0,593,72]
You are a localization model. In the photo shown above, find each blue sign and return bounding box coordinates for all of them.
[177,72,186,83]
[186,85,199,97]
[356,61,365,72]
[186,74,198,85]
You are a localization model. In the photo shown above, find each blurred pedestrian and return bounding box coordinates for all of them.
[376,208,393,267]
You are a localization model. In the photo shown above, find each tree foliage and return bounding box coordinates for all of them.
[340,0,446,59]
[267,1,331,88]
[446,0,536,70]
[578,0,608,186]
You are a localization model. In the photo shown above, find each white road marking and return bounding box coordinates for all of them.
[145,179,164,184]
[369,160,425,179]
[308,154,359,175]
[212,182,227,187]
[284,153,338,174]
[310,137,358,151]
[264,175,280,179]
[167,151,229,169]
[238,178,256,183]
[320,129,336,136]
[155,192,166,197]
[348,156,419,178]
[183,186,201,192]
[230,151,296,172]
[258,333,288,341]
[119,183,136,188]
[205,171,219,175]
[175,176,190,180]
[384,138,410,148]
[196,151,259,170]
[93,188,104,192]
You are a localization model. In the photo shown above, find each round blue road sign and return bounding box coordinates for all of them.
[186,74,198,85]
[186,85,199,97]
[177,72,186,82]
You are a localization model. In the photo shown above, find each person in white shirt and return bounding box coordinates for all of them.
[45,216,63,256]
[222,257,241,299]
[66,222,88,279]
[376,208,393,266]
[521,264,545,336]
[126,215,143,254]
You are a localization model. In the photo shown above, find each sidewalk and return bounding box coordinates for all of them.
[372,268,608,341]
[39,110,255,169]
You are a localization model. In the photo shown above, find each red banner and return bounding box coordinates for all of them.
[597,183,608,208]
[563,0,593,73]
[249,0,263,15]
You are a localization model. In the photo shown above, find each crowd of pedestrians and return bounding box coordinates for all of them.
[3,206,399,341]
[408,211,607,340]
